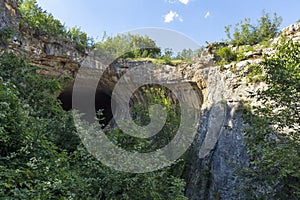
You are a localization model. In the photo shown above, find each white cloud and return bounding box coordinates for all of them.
[166,0,189,5]
[179,0,189,5]
[164,10,183,23]
[166,0,177,3]
[204,11,210,19]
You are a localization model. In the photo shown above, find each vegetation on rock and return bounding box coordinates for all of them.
[95,33,161,59]
[215,46,237,65]
[19,0,94,51]
[0,52,187,199]
[225,13,282,46]
[0,27,16,47]
[241,39,300,199]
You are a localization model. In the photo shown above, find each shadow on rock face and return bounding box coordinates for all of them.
[58,82,113,127]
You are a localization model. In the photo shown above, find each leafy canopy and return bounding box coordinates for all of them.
[95,33,161,59]
[225,13,282,46]
[19,0,94,51]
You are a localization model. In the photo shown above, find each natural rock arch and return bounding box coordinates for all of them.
[57,60,205,127]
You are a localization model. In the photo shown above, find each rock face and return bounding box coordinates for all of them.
[78,52,264,199]
[10,34,85,77]
[184,102,249,199]
[1,1,300,199]
[0,0,20,30]
[180,23,300,199]
[281,22,300,37]
[0,0,20,47]
[0,0,85,77]
[182,62,262,199]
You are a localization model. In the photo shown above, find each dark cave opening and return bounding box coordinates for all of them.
[57,87,73,111]
[57,80,203,129]
[57,85,113,127]
[95,91,113,126]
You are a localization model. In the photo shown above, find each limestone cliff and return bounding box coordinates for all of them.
[0,0,20,30]
[182,23,300,199]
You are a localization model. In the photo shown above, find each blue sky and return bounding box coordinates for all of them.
[36,0,299,47]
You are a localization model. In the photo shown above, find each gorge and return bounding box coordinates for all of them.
[1,0,299,199]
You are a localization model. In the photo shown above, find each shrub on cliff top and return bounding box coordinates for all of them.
[18,0,94,51]
[225,13,282,46]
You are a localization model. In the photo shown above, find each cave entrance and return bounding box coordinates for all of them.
[57,83,113,127]
[57,80,203,128]
[95,90,113,126]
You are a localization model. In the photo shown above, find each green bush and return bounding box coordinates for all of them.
[225,13,282,46]
[215,46,237,65]
[240,39,300,199]
[127,86,181,150]
[0,53,94,199]
[95,33,161,60]
[246,63,265,83]
[66,26,94,52]
[19,0,93,51]
[19,0,65,37]
[0,27,15,46]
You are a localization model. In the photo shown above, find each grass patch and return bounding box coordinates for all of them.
[246,63,266,83]
[215,46,237,65]
[126,57,187,66]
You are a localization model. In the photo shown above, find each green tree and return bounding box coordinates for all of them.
[19,0,65,37]
[0,27,15,47]
[66,26,94,52]
[95,33,161,60]
[0,53,96,199]
[241,38,300,199]
[176,48,194,61]
[19,0,93,51]
[225,13,282,46]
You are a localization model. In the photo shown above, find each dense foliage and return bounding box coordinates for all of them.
[19,0,94,51]
[241,39,300,199]
[94,35,203,65]
[175,48,204,63]
[0,27,16,47]
[0,52,188,199]
[125,86,181,151]
[225,13,282,46]
[95,33,161,59]
[215,46,237,65]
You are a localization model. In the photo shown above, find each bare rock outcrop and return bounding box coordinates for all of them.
[0,0,20,30]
